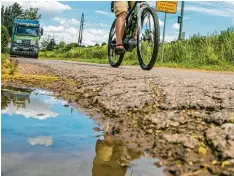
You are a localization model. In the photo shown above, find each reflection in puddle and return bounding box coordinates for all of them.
[27,136,53,147]
[1,87,163,176]
[93,134,142,176]
[2,88,58,120]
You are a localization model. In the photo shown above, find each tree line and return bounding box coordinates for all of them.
[41,35,107,51]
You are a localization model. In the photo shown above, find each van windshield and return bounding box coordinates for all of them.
[15,26,39,36]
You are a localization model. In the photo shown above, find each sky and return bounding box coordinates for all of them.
[2,1,234,46]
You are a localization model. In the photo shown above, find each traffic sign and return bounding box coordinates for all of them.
[156,1,178,14]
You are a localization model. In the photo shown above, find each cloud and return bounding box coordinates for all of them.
[185,5,234,17]
[44,96,67,105]
[143,16,164,27]
[2,153,94,176]
[54,17,79,26]
[44,25,64,33]
[184,17,191,20]
[42,26,79,44]
[160,35,178,42]
[1,1,72,18]
[71,19,80,25]
[42,24,109,45]
[226,1,234,5]
[95,10,109,15]
[160,31,179,42]
[33,90,54,96]
[2,99,58,120]
[65,28,79,36]
[159,19,164,26]
[28,136,53,147]
[172,23,180,29]
[82,28,109,45]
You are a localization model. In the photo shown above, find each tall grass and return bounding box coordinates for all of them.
[1,54,18,75]
[40,27,234,71]
[160,28,234,66]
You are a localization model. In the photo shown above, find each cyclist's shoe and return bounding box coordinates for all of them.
[115,44,125,55]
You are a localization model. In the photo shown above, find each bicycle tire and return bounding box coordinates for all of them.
[137,6,160,70]
[108,20,124,68]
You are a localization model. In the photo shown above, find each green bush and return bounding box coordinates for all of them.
[1,25,9,52]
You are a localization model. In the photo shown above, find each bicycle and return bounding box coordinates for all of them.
[108,1,160,70]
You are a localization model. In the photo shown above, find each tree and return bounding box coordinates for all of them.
[49,38,56,50]
[41,35,56,51]
[1,3,41,36]
[101,42,107,46]
[58,41,66,49]
[1,3,24,36]
[1,6,5,23]
[1,25,9,52]
[11,3,24,18]
[94,43,100,47]
[23,7,41,20]
[64,43,78,51]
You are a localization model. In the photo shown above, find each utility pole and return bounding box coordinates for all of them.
[78,13,84,46]
[178,1,185,40]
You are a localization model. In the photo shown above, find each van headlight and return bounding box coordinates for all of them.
[31,40,36,45]
[12,47,17,51]
[16,40,22,43]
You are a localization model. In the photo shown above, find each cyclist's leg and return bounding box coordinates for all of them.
[114,1,128,51]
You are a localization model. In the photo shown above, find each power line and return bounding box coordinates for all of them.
[85,3,111,17]
[167,2,223,20]
[184,2,223,16]
[220,4,234,11]
[86,14,114,24]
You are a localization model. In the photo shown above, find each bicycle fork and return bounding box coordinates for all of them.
[137,3,143,51]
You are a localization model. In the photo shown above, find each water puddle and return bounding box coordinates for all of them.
[1,87,163,176]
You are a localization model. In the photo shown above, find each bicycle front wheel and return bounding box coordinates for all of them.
[137,6,160,70]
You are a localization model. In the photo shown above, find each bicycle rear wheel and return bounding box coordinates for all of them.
[108,20,124,68]
[137,6,160,70]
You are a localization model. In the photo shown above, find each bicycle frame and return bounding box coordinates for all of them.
[123,1,149,41]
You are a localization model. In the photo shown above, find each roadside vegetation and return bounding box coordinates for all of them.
[40,27,234,71]
[1,54,18,76]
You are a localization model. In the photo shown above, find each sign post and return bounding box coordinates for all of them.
[181,32,185,40]
[161,12,167,63]
[156,1,178,63]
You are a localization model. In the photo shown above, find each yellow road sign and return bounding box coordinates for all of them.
[156,1,178,14]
